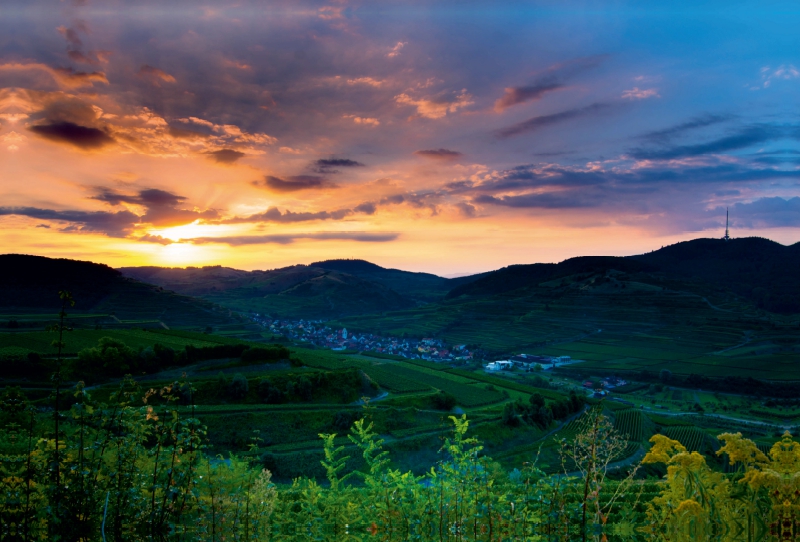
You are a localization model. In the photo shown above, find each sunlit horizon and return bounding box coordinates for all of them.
[2,2,799,274]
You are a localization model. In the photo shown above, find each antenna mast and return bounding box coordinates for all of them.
[723,207,730,241]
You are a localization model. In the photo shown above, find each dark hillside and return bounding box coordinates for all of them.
[0,254,238,328]
[447,257,654,299]
[122,264,418,318]
[0,254,121,308]
[632,238,800,313]
[308,259,387,274]
[310,258,469,301]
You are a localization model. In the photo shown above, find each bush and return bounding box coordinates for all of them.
[432,391,457,411]
[240,345,290,363]
[228,373,249,400]
[72,337,139,380]
[257,380,285,404]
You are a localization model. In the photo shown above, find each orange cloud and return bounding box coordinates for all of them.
[137,65,177,85]
[395,90,474,119]
[0,62,108,88]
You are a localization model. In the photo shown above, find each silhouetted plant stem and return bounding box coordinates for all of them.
[51,290,73,534]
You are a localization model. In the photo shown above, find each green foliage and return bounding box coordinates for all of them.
[228,372,249,400]
[240,345,290,363]
[431,390,457,410]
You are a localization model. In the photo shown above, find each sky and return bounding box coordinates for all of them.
[1,1,799,275]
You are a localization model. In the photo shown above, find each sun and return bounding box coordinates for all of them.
[157,242,213,267]
[148,220,235,242]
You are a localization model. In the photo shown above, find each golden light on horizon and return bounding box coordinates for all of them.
[148,221,240,242]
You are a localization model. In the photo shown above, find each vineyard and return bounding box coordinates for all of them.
[664,426,708,451]
[614,409,644,441]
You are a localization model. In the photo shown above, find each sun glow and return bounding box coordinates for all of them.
[148,221,240,242]
[156,242,216,267]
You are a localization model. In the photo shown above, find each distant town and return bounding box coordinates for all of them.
[249,314,477,362]
[249,314,591,374]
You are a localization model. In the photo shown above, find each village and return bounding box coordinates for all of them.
[249,314,478,362]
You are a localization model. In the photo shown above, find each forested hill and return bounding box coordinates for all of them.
[0,254,121,308]
[0,254,237,327]
[632,238,800,313]
[308,259,388,274]
[120,260,487,318]
[446,238,800,314]
[446,257,654,299]
[309,259,485,301]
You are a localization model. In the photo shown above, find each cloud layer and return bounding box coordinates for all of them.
[2,3,799,270]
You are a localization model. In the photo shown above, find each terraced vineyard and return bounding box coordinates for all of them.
[614,409,644,441]
[664,426,708,451]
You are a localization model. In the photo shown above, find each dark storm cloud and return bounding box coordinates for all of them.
[0,206,138,236]
[91,188,218,226]
[311,158,365,174]
[414,148,463,160]
[629,125,787,160]
[495,103,611,139]
[187,232,399,246]
[28,121,114,149]
[205,149,245,164]
[253,175,337,192]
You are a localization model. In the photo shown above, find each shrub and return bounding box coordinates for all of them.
[240,345,290,363]
[432,391,457,411]
[228,373,249,400]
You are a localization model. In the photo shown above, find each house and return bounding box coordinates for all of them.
[485,360,513,371]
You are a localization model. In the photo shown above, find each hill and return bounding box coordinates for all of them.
[309,258,485,301]
[120,261,486,319]
[632,237,800,313]
[120,264,419,319]
[447,238,800,314]
[0,254,240,330]
[338,238,800,380]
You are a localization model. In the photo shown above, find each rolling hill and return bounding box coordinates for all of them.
[0,254,240,330]
[119,263,418,319]
[337,238,800,379]
[120,260,485,319]
[309,259,487,301]
[448,238,800,314]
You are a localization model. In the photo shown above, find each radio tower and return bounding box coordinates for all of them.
[723,207,730,241]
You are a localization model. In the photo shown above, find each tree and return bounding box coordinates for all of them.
[660,369,672,383]
[228,373,249,400]
[529,393,545,409]
[432,391,457,411]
